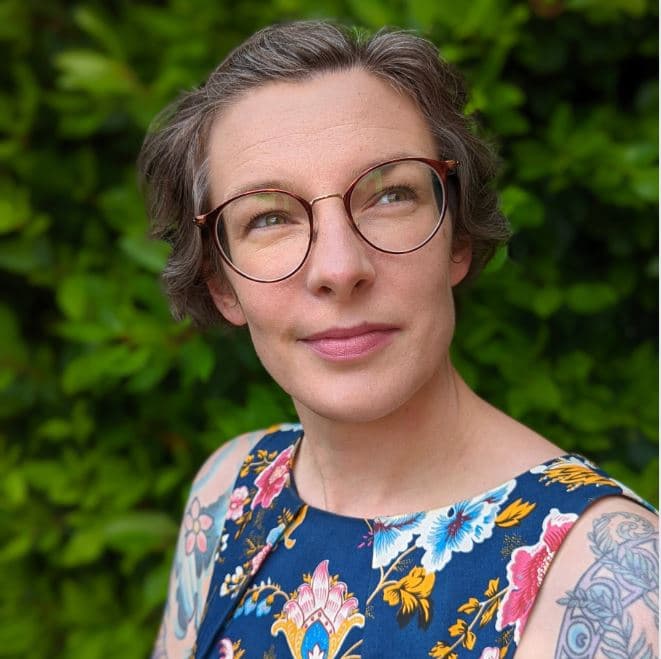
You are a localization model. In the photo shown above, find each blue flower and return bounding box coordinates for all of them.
[266,523,286,546]
[417,480,516,572]
[256,597,272,617]
[243,595,257,615]
[371,513,424,569]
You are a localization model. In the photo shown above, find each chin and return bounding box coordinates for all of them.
[292,384,420,426]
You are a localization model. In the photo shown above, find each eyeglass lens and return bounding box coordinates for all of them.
[216,160,446,282]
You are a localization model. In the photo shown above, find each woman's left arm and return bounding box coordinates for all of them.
[516,497,659,659]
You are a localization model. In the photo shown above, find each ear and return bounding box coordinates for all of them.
[449,238,472,287]
[207,275,247,326]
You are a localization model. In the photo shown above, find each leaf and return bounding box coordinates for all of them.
[55,49,138,96]
[0,181,30,234]
[630,632,646,657]
[531,287,564,318]
[62,344,151,394]
[60,527,106,566]
[484,578,500,598]
[429,641,457,659]
[500,185,545,229]
[602,649,627,659]
[566,283,618,314]
[102,512,178,550]
[480,599,500,627]
[119,234,171,273]
[448,618,467,637]
[458,596,480,614]
[482,245,509,274]
[495,499,536,528]
[602,634,628,652]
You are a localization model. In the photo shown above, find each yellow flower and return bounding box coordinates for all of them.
[448,618,476,649]
[495,498,536,527]
[429,641,458,659]
[541,462,618,491]
[383,566,435,626]
[233,640,245,659]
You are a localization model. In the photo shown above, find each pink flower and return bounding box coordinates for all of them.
[251,544,272,574]
[479,648,501,659]
[184,497,213,555]
[227,485,249,521]
[218,638,233,659]
[497,508,577,643]
[281,560,360,632]
[251,446,294,510]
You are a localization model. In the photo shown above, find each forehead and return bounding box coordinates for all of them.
[207,68,437,201]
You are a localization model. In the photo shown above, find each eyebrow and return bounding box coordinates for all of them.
[222,151,422,200]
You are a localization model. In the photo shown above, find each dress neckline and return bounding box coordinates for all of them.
[283,426,574,523]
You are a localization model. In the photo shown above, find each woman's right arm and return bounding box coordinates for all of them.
[152,430,266,659]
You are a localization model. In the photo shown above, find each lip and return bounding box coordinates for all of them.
[300,323,398,361]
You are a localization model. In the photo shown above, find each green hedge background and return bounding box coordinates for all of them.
[1,1,657,657]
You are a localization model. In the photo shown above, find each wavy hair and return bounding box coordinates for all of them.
[138,20,510,326]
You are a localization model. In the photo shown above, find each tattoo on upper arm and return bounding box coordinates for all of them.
[554,511,658,659]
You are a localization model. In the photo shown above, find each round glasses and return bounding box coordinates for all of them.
[194,157,458,283]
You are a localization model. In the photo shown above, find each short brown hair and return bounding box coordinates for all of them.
[138,20,509,326]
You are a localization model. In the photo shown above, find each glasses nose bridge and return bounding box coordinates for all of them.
[307,192,356,245]
[309,192,345,207]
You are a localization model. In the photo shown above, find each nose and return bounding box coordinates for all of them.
[304,197,376,300]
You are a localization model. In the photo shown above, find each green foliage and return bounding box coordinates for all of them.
[1,0,656,656]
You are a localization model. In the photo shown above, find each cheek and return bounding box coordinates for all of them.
[234,284,294,347]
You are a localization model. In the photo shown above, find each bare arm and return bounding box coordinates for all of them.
[152,430,264,659]
[516,498,658,659]
[554,507,658,659]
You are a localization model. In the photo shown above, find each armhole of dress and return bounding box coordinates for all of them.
[190,429,269,648]
[515,489,651,653]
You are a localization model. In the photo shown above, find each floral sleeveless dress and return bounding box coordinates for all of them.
[191,425,644,659]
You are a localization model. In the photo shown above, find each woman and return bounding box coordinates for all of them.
[139,21,657,659]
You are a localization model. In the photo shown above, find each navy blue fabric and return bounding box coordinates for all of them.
[194,426,645,659]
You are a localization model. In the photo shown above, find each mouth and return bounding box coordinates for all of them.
[300,323,399,361]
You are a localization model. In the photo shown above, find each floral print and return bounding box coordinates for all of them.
[496,508,578,643]
[383,565,435,626]
[184,497,214,555]
[227,486,249,521]
[220,565,247,598]
[272,560,365,659]
[191,426,642,659]
[250,543,272,573]
[369,513,424,568]
[218,638,244,659]
[251,444,294,510]
[533,455,619,491]
[416,480,515,572]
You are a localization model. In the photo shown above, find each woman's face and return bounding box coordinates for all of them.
[206,68,471,424]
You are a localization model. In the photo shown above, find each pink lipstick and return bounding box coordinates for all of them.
[301,324,398,361]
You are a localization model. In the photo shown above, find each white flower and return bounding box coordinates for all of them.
[479,648,501,659]
[308,645,325,659]
[220,565,245,598]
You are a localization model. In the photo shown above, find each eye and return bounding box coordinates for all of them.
[375,186,416,205]
[247,212,289,230]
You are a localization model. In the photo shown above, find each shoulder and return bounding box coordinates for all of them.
[189,427,267,503]
[515,494,658,659]
[152,425,285,659]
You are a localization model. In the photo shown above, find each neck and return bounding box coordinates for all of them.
[292,365,486,518]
